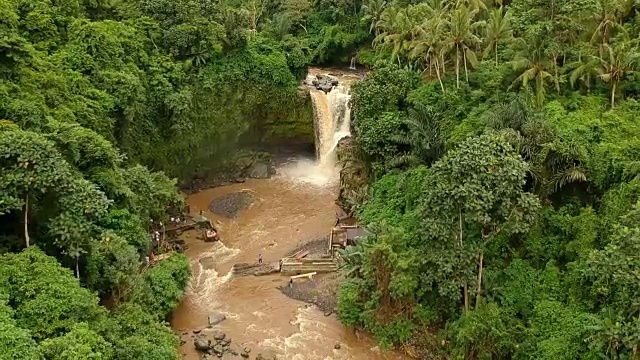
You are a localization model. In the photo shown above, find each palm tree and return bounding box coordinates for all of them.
[593,41,640,109]
[375,6,426,66]
[410,14,447,91]
[572,39,640,108]
[535,140,588,196]
[485,97,553,162]
[442,5,483,88]
[337,236,372,278]
[374,7,407,63]
[362,0,387,36]
[483,7,513,66]
[509,37,558,107]
[389,104,444,167]
[591,0,633,46]
[456,0,487,12]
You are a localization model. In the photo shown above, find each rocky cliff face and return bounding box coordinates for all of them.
[336,136,369,216]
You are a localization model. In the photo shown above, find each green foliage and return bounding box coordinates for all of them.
[96,304,180,360]
[350,64,420,171]
[0,248,182,359]
[130,253,191,320]
[0,317,42,360]
[0,247,102,341]
[86,233,139,298]
[40,323,113,360]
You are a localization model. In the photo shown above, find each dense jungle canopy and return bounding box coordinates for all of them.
[1,0,640,358]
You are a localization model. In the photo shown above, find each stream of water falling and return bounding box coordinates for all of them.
[171,69,408,360]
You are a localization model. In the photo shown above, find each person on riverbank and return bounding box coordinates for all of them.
[258,253,263,264]
[289,278,293,288]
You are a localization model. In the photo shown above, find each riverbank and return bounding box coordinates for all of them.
[279,238,341,316]
[170,173,408,360]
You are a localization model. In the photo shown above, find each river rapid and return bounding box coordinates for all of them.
[171,157,408,360]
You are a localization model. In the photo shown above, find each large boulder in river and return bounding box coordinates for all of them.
[312,74,339,93]
[213,330,226,341]
[247,162,270,179]
[208,312,226,326]
[194,338,210,352]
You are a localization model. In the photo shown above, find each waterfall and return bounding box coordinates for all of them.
[309,83,352,166]
[349,57,356,70]
[278,71,353,186]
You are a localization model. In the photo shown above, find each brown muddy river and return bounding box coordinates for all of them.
[171,158,408,360]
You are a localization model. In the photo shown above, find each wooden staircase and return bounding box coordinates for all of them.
[280,258,338,275]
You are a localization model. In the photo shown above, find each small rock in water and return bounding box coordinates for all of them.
[212,344,224,355]
[194,339,210,352]
[240,351,249,358]
[208,313,226,326]
[243,346,251,353]
[220,338,231,346]
[228,345,239,355]
[193,329,202,334]
[324,311,333,317]
[334,342,341,350]
[213,330,226,341]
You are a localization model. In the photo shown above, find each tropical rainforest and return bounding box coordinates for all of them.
[1,0,640,358]
[337,0,640,359]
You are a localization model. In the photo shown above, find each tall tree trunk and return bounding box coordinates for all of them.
[24,193,30,247]
[536,73,543,106]
[456,46,460,88]
[553,54,560,93]
[495,41,499,66]
[475,251,484,308]
[463,50,469,83]
[75,258,80,280]
[435,58,445,92]
[611,80,617,109]
[459,209,469,311]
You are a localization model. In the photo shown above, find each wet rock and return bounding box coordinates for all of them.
[194,339,210,352]
[212,344,224,355]
[209,191,255,219]
[235,177,246,183]
[193,329,202,334]
[253,266,280,276]
[247,162,270,179]
[208,313,226,326]
[312,74,339,93]
[213,330,226,341]
[228,345,239,356]
[320,84,333,92]
[334,342,341,350]
[240,346,251,357]
[199,257,215,271]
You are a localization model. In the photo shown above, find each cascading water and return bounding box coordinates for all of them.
[310,83,352,165]
[279,71,353,186]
